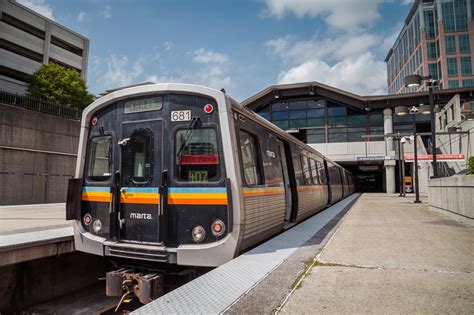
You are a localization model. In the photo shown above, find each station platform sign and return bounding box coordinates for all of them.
[404,154,465,162]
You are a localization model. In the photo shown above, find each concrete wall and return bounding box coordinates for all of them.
[435,95,474,173]
[428,175,474,226]
[311,141,387,161]
[0,103,79,205]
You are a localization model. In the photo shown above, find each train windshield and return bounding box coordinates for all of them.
[175,128,220,182]
[86,135,112,180]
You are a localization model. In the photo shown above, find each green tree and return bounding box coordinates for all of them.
[27,63,94,109]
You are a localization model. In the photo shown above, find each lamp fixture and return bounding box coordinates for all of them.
[404,74,422,88]
[420,104,431,115]
[309,85,315,96]
[395,106,408,116]
[409,105,420,115]
[274,90,280,99]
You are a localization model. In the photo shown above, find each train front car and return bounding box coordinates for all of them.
[66,84,240,297]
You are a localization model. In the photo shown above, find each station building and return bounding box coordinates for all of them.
[386,0,474,94]
[0,0,90,94]
[243,82,474,193]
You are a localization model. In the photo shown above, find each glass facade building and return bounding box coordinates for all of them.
[386,0,474,94]
[255,99,386,144]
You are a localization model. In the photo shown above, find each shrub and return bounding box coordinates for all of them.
[468,156,474,175]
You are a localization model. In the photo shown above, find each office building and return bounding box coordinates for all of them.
[0,0,90,94]
[385,0,474,94]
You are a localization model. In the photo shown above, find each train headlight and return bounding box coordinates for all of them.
[191,226,206,243]
[93,219,102,233]
[211,220,225,236]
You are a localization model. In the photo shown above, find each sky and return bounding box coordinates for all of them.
[17,0,415,101]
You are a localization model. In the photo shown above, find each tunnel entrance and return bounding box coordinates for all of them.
[338,161,385,193]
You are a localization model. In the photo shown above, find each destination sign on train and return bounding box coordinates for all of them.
[180,154,219,165]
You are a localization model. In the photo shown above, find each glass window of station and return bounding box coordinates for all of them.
[256,99,384,144]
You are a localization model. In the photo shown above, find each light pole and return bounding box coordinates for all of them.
[404,74,439,178]
[395,105,422,203]
[400,137,407,197]
[397,134,407,197]
[410,106,422,203]
[397,135,403,197]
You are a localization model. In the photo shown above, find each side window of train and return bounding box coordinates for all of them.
[318,161,327,184]
[175,128,220,182]
[301,156,312,185]
[310,158,319,184]
[87,135,112,181]
[239,130,263,186]
[292,153,305,185]
[265,141,283,185]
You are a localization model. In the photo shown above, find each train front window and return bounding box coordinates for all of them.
[131,129,153,183]
[175,128,220,182]
[87,135,112,181]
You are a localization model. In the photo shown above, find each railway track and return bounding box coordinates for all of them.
[21,266,210,314]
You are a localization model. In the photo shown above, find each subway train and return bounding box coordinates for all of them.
[66,83,353,301]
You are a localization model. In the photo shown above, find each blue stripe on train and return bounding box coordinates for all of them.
[122,187,159,193]
[168,187,227,193]
[84,187,226,193]
[83,186,110,192]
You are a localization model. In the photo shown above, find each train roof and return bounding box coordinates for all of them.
[83,83,350,174]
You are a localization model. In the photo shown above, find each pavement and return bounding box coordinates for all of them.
[0,203,69,235]
[278,193,474,314]
[226,193,474,314]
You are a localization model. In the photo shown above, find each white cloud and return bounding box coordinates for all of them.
[266,33,380,63]
[77,11,87,22]
[277,52,387,95]
[98,55,145,88]
[382,22,404,51]
[403,0,414,4]
[101,5,112,19]
[190,49,232,89]
[263,0,384,31]
[92,49,233,93]
[192,48,229,64]
[164,41,174,51]
[17,0,54,20]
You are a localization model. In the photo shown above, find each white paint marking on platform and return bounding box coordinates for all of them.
[133,194,359,315]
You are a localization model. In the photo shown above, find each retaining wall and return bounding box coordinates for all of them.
[0,103,80,205]
[428,175,474,226]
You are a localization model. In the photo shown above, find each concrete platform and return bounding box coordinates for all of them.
[0,203,73,266]
[0,203,69,235]
[276,193,474,314]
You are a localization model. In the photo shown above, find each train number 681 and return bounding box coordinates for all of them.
[171,110,191,122]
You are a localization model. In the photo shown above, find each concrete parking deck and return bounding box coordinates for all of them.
[277,193,474,314]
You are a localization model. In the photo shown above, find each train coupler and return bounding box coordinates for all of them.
[106,268,164,305]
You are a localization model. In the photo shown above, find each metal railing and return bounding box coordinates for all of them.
[0,89,82,120]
